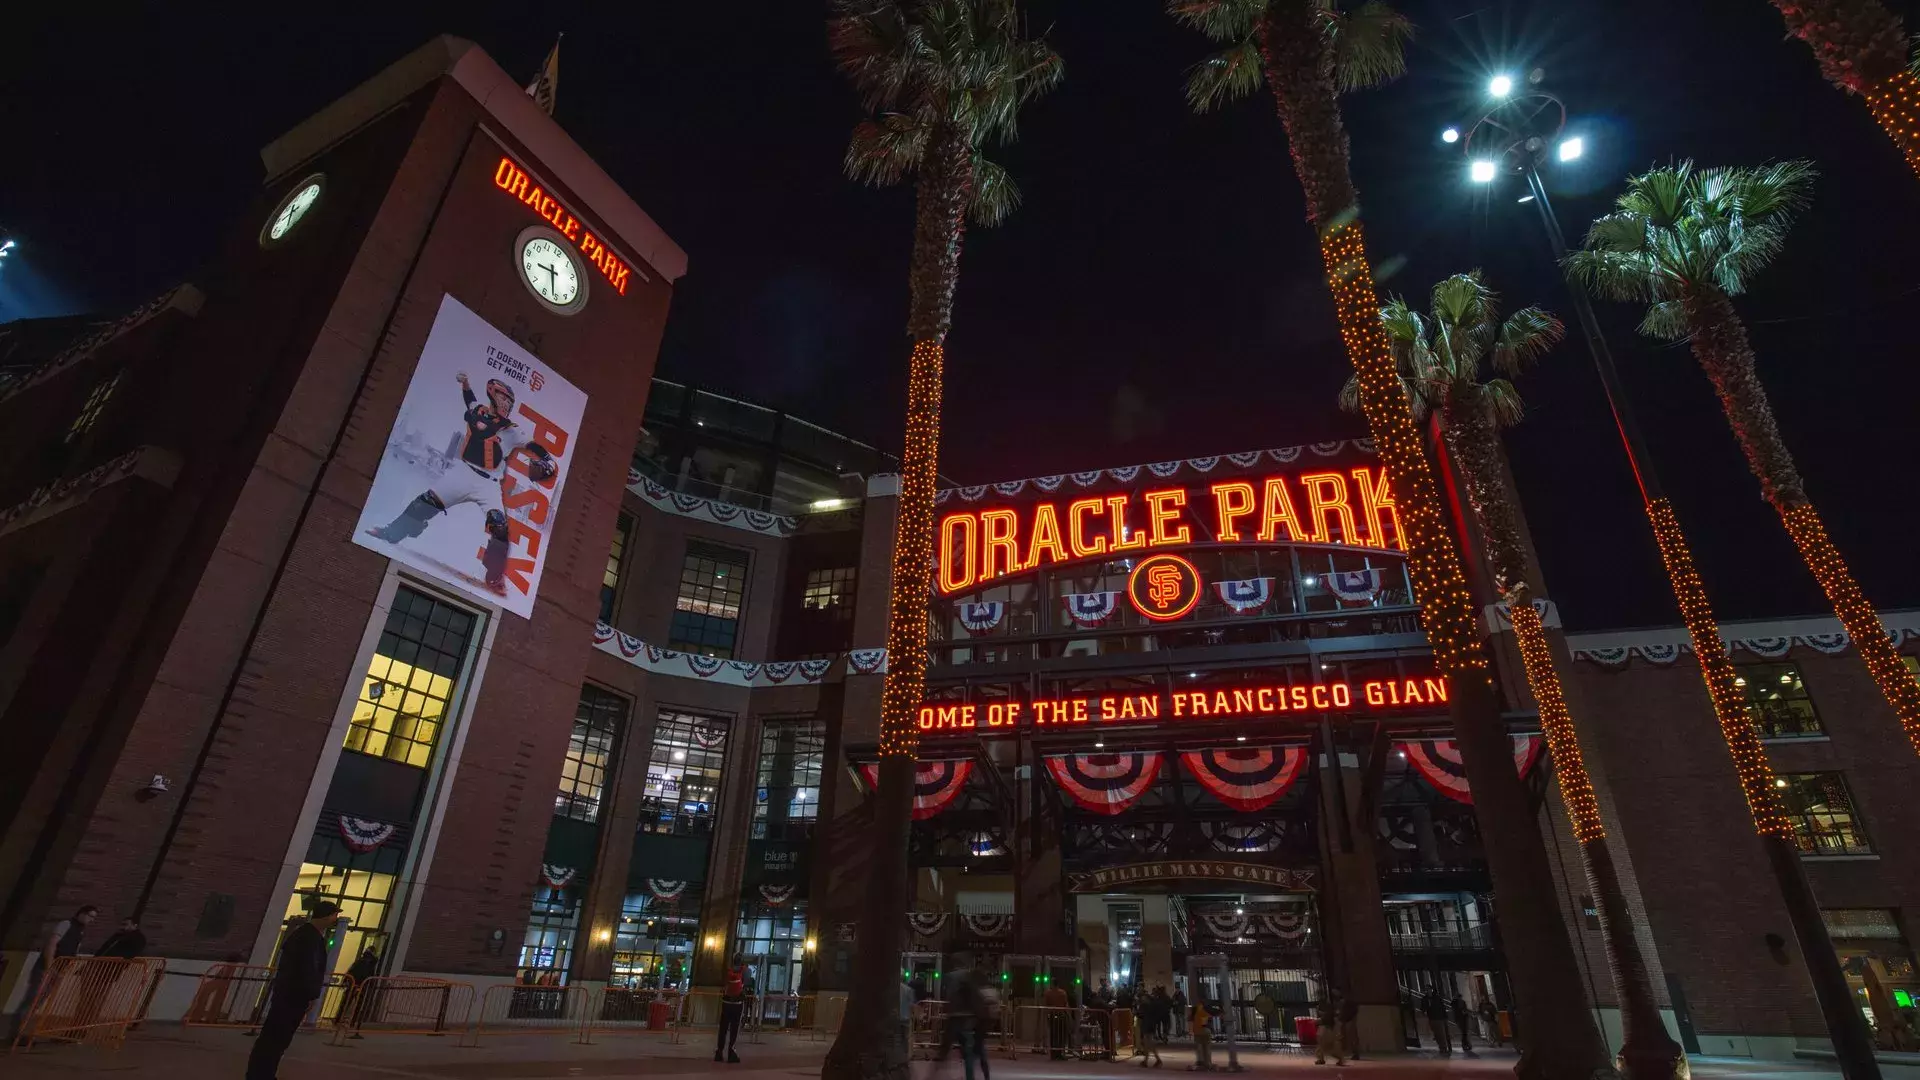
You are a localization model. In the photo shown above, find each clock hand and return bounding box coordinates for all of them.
[543,264,557,292]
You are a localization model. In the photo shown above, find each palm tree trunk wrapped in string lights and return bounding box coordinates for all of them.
[1169,2,1614,1073]
[1767,0,1920,177]
[826,5,1061,1080]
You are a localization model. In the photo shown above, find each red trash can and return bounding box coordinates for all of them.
[648,999,672,1030]
[1295,1016,1318,1044]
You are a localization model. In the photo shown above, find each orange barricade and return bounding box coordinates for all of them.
[752,992,805,1034]
[582,987,683,1042]
[11,957,164,1053]
[910,999,948,1057]
[330,976,474,1042]
[461,983,590,1045]
[1108,1007,1136,1058]
[183,966,356,1031]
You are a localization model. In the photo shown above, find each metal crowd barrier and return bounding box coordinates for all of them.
[909,999,948,1057]
[461,983,590,1045]
[10,957,165,1053]
[582,987,684,1042]
[1108,1007,1137,1058]
[181,964,275,1028]
[1004,1004,1085,1059]
[330,976,474,1042]
[752,992,809,1034]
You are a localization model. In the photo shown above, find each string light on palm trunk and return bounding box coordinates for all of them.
[1779,502,1920,751]
[1318,223,1486,677]
[1644,497,1792,837]
[877,338,946,762]
[1507,600,1604,844]
[1863,71,1920,177]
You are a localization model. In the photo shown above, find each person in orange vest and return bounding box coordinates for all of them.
[715,953,748,1062]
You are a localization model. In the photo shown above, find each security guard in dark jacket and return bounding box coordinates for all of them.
[247,902,341,1080]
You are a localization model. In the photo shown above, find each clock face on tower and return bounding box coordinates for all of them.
[515,227,587,315]
[260,174,325,246]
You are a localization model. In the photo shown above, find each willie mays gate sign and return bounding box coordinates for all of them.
[1067,860,1319,893]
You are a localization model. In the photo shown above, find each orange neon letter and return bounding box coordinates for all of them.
[1067,498,1108,559]
[1211,481,1256,541]
[980,509,1022,581]
[1352,466,1404,551]
[1256,477,1307,543]
[939,512,978,593]
[1107,495,1148,551]
[1300,472,1358,545]
[1026,503,1070,571]
[1142,489,1191,547]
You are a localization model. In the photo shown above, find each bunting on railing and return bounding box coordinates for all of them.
[759,884,796,907]
[906,912,950,937]
[1044,752,1163,815]
[1180,746,1307,812]
[1062,592,1120,629]
[931,439,1377,504]
[958,601,1005,635]
[338,816,397,854]
[960,913,1014,939]
[647,879,688,900]
[1399,736,1545,805]
[1327,568,1382,603]
[1200,913,1249,940]
[1568,615,1920,667]
[1213,577,1273,614]
[1259,911,1310,941]
[542,864,578,889]
[858,760,975,819]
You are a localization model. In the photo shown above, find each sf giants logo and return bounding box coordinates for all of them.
[1127,553,1201,622]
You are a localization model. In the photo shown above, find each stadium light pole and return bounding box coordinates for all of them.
[1455,83,1883,1080]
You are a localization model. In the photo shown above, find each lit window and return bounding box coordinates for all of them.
[641,710,729,835]
[283,856,400,976]
[753,719,825,840]
[801,567,857,619]
[518,883,581,985]
[65,371,121,444]
[555,685,626,822]
[1778,773,1873,855]
[734,898,810,1003]
[613,888,702,991]
[343,588,479,768]
[1736,662,1822,739]
[600,514,632,625]
[668,543,749,658]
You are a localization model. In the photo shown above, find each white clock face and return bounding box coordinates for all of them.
[521,237,582,306]
[263,176,323,245]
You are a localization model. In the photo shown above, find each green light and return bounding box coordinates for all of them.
[1075,977,1083,985]
[1899,990,1915,1008]
[1001,973,1009,982]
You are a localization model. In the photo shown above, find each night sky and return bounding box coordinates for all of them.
[8,1,1920,631]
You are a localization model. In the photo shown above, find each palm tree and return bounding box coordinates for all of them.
[1766,0,1920,177]
[1343,272,1682,1079]
[1567,161,1920,763]
[1167,2,1614,1072]
[826,4,1060,1079]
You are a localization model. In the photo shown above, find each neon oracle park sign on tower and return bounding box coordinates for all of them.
[936,465,1403,595]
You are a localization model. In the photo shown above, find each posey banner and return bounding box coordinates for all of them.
[353,295,587,618]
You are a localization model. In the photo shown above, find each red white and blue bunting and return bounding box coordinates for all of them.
[627,472,799,537]
[1213,578,1273,614]
[1570,615,1920,667]
[1202,821,1287,853]
[758,884,796,907]
[1484,598,1562,633]
[1063,592,1120,629]
[692,724,727,749]
[907,912,950,937]
[1044,752,1164,815]
[1200,913,1249,940]
[591,623,878,684]
[959,601,1005,635]
[932,439,1377,505]
[338,816,397,854]
[969,831,1009,857]
[647,879,689,901]
[1327,568,1382,603]
[1260,911,1310,941]
[541,864,578,889]
[1399,736,1545,806]
[1180,746,1308,811]
[858,760,975,820]
[960,913,1014,939]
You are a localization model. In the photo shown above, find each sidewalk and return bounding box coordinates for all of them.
[6,1025,1918,1080]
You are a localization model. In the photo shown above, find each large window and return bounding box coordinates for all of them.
[556,686,626,822]
[753,719,825,840]
[284,856,400,976]
[1779,773,1873,855]
[736,899,809,1004]
[613,888,702,990]
[518,883,582,985]
[801,567,857,620]
[600,513,632,625]
[344,587,480,768]
[1737,663,1823,738]
[642,711,730,835]
[669,543,749,658]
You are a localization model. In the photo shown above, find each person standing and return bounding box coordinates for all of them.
[1451,995,1475,1056]
[1171,986,1187,1038]
[1337,992,1360,1061]
[1421,988,1451,1056]
[246,902,339,1080]
[715,953,747,1063]
[7,904,97,1042]
[97,917,146,959]
[1313,994,1346,1066]
[1044,978,1071,1059]
[1189,996,1213,1071]
[1476,997,1499,1047]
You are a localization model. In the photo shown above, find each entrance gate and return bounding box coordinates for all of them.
[1186,952,1243,1071]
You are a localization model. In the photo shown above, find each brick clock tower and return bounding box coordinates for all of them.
[0,36,685,1002]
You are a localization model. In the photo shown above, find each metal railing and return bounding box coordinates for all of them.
[329,976,474,1042]
[461,983,590,1046]
[10,957,165,1053]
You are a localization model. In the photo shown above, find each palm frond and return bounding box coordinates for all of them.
[1482,378,1526,428]
[1324,0,1413,92]
[1637,300,1692,341]
[1616,161,1693,228]
[1562,246,1669,304]
[1336,372,1364,414]
[1184,39,1265,112]
[1491,306,1565,376]
[968,154,1021,226]
[1378,297,1425,346]
[1726,159,1817,221]
[844,114,929,187]
[1166,0,1264,43]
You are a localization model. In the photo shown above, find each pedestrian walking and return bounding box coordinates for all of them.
[7,904,97,1043]
[1452,995,1475,1055]
[1313,994,1346,1066]
[341,948,381,1032]
[940,964,994,1080]
[714,952,747,1063]
[96,917,147,959]
[1189,997,1213,1070]
[1133,988,1164,1067]
[246,902,339,1080]
[1476,997,1500,1047]
[1172,986,1187,1038]
[1337,992,1359,1060]
[1151,985,1172,1041]
[1422,988,1451,1055]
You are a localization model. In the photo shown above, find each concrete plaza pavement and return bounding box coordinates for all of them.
[6,1027,1920,1080]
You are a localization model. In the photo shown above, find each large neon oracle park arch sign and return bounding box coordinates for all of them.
[936,466,1404,595]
